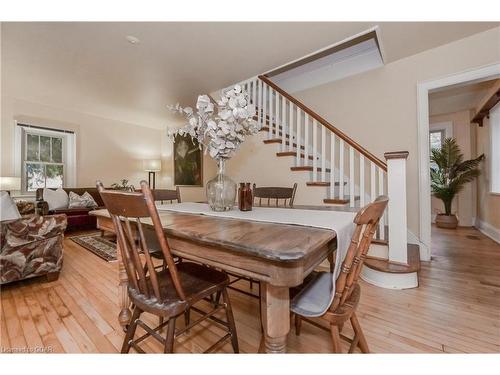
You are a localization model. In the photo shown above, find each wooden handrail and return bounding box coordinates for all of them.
[258,75,387,172]
[471,79,500,127]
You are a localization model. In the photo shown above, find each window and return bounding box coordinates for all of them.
[429,129,445,170]
[429,129,445,151]
[17,124,75,194]
[23,131,65,191]
[490,102,500,194]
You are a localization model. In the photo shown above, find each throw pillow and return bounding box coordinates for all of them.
[43,188,69,211]
[0,191,21,221]
[68,191,98,208]
[82,191,98,207]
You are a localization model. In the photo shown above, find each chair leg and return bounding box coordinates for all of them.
[350,312,369,353]
[294,314,302,336]
[214,291,222,307]
[329,324,342,353]
[184,309,190,328]
[222,288,239,353]
[121,307,141,353]
[163,317,177,353]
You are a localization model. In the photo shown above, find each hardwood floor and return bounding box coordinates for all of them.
[1,225,499,353]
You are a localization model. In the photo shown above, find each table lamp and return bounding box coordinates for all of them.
[0,176,21,195]
[143,159,161,189]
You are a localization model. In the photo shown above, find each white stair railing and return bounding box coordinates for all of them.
[235,75,410,248]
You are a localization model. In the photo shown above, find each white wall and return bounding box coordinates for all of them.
[1,97,164,191]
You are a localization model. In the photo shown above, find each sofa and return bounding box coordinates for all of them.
[0,214,67,284]
[36,187,104,231]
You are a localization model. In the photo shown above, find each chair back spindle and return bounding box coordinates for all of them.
[97,180,186,301]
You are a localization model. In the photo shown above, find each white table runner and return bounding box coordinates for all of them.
[156,203,356,293]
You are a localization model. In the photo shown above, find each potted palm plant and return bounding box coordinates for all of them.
[430,137,484,229]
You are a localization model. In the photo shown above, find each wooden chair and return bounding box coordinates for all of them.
[97,181,238,353]
[291,196,388,353]
[152,187,182,204]
[252,183,297,208]
[230,183,297,295]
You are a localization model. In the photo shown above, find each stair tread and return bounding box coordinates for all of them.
[291,166,331,172]
[364,244,420,274]
[276,151,314,160]
[261,127,291,139]
[306,181,346,187]
[264,139,305,150]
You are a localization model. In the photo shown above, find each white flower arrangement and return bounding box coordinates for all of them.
[168,85,260,160]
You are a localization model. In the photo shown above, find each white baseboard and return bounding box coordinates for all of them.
[474,218,500,244]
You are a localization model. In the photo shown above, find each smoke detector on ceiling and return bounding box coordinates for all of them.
[125,35,140,45]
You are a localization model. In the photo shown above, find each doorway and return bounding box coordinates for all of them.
[417,63,500,260]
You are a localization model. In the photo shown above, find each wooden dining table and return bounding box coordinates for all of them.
[90,207,337,353]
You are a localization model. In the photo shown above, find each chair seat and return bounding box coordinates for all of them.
[129,261,229,317]
[292,272,361,322]
[290,271,334,318]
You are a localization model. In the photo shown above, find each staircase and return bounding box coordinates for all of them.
[229,75,420,289]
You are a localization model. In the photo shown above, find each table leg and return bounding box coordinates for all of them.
[259,282,290,353]
[328,251,335,273]
[117,242,131,330]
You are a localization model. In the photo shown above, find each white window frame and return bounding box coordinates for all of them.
[15,122,77,195]
[490,102,500,194]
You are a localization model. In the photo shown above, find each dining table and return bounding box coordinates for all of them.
[90,204,353,353]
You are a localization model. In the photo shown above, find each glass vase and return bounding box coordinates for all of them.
[206,159,237,211]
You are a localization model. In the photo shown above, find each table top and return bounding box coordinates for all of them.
[90,208,337,263]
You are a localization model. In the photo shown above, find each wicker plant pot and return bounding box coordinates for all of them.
[435,214,458,229]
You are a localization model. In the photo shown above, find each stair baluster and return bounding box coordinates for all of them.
[296,106,301,166]
[329,132,335,199]
[349,146,355,208]
[321,126,326,182]
[370,162,376,203]
[378,168,385,240]
[304,113,309,164]
[282,96,286,151]
[263,82,269,139]
[258,79,263,129]
[359,155,365,207]
[312,119,318,182]
[339,139,344,200]
[286,100,291,152]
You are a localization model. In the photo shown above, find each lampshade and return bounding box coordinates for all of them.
[0,177,21,191]
[143,159,161,172]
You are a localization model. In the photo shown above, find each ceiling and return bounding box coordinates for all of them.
[429,79,499,116]
[2,22,498,129]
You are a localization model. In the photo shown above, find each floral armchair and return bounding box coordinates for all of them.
[0,214,67,284]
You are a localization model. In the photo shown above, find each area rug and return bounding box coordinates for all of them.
[69,232,117,262]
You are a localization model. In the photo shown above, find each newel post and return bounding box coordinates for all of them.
[384,151,409,264]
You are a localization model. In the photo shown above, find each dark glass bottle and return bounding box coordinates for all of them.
[238,182,253,211]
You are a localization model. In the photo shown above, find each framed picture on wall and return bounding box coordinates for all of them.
[173,134,203,186]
